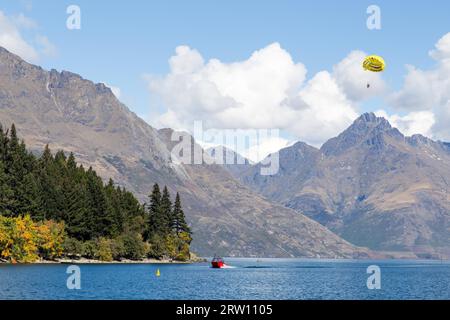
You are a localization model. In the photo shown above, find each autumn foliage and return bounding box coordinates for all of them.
[0,215,65,263]
[0,124,192,263]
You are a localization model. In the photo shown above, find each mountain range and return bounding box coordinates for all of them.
[0,46,369,258]
[239,113,450,258]
[1,46,448,259]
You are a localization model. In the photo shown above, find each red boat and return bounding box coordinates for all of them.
[211,255,225,268]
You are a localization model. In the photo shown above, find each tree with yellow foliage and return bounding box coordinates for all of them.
[36,220,65,260]
[0,215,65,263]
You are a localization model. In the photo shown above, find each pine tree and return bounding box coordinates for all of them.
[118,187,146,235]
[0,160,14,216]
[62,153,89,239]
[145,183,161,240]
[172,192,191,235]
[0,122,192,260]
[19,172,42,216]
[0,124,9,162]
[0,125,13,215]
[5,125,33,215]
[65,182,90,240]
[86,167,113,238]
[8,124,18,151]
[104,178,124,237]
[37,145,58,220]
[67,152,77,171]
[160,186,172,234]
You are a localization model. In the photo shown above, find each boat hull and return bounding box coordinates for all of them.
[211,261,224,268]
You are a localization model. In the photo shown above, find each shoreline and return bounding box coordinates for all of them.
[0,257,207,265]
[2,256,448,265]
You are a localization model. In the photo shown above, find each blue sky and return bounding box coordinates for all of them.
[1,0,450,158]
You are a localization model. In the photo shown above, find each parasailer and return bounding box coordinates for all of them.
[363,55,385,88]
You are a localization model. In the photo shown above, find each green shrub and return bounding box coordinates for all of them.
[120,232,147,260]
[62,237,83,256]
[147,234,166,259]
[81,240,96,259]
[110,237,125,260]
[95,238,113,261]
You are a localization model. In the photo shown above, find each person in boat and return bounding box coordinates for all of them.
[211,255,225,268]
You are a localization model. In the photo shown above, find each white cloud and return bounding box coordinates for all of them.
[290,71,359,146]
[147,43,360,147]
[104,83,121,99]
[389,32,450,141]
[12,13,37,29]
[169,45,204,74]
[375,110,435,137]
[429,32,450,62]
[35,35,57,57]
[146,32,450,155]
[333,50,386,101]
[0,10,39,62]
[0,10,56,63]
[243,136,291,163]
[198,131,291,163]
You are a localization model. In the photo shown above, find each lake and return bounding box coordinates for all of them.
[1,259,449,300]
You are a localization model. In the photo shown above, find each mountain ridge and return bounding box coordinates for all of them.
[238,113,450,258]
[0,45,371,258]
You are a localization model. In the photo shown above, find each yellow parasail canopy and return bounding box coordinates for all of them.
[363,55,386,72]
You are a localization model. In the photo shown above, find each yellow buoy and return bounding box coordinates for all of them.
[363,55,386,72]
[156,268,160,277]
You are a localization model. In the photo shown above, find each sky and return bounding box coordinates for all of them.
[1,0,450,161]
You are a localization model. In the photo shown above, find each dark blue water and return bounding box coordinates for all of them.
[1,259,449,300]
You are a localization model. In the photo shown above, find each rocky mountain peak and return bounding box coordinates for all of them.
[48,68,113,96]
[407,133,434,146]
[320,113,400,156]
[0,46,20,61]
[352,112,392,132]
[0,46,44,80]
[239,113,450,258]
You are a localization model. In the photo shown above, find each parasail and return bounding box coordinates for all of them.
[363,55,386,72]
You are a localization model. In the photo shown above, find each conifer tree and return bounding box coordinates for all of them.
[19,172,42,216]
[0,123,192,261]
[172,192,191,235]
[86,167,113,238]
[38,145,58,220]
[0,124,9,162]
[65,182,90,240]
[104,178,123,237]
[160,186,172,234]
[0,160,14,215]
[67,152,77,171]
[145,183,162,240]
[5,125,30,215]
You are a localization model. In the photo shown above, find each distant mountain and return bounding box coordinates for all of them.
[206,146,253,177]
[240,113,450,258]
[0,46,369,258]
[241,141,320,203]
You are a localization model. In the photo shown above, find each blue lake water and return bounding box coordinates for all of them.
[1,259,449,300]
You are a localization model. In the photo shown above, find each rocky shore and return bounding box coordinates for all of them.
[0,254,207,265]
